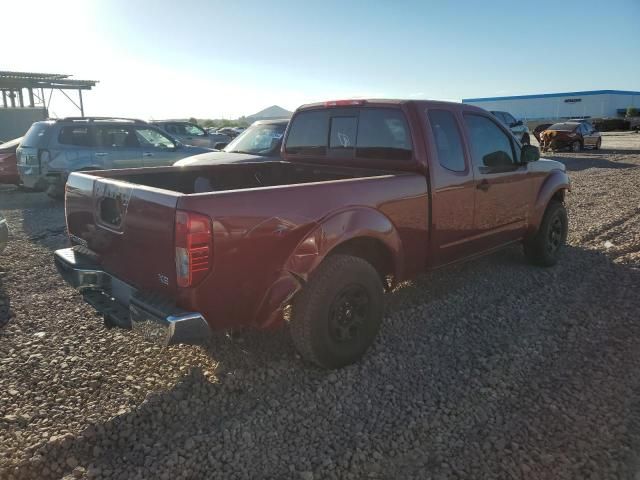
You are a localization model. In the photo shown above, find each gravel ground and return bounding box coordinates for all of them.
[1,132,640,480]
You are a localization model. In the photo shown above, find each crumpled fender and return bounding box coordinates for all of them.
[255,207,403,329]
[530,169,571,233]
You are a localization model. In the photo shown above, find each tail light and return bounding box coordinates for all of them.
[175,210,213,288]
[324,99,366,107]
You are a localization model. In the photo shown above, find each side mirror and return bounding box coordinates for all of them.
[511,120,523,127]
[521,144,540,163]
[214,142,228,150]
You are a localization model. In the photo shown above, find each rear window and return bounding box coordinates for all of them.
[21,123,50,148]
[286,107,413,161]
[357,108,412,160]
[549,123,578,131]
[285,110,329,155]
[58,126,94,147]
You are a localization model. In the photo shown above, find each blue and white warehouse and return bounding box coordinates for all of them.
[462,90,640,120]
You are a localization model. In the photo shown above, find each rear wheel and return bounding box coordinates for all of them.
[290,254,384,369]
[524,201,568,267]
[571,140,582,152]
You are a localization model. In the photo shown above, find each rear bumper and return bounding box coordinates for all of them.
[18,166,50,190]
[54,247,210,345]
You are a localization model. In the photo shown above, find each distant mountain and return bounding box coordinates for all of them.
[245,105,292,122]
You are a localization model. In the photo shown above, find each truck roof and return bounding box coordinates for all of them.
[296,98,487,114]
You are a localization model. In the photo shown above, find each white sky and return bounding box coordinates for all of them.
[1,1,319,119]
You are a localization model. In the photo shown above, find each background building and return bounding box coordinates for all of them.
[462,90,640,120]
[0,71,97,141]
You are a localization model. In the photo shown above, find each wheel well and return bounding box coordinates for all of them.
[551,189,565,204]
[329,237,394,287]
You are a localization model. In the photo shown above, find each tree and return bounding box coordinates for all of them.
[626,106,639,118]
[188,117,199,125]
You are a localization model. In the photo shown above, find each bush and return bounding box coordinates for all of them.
[626,106,639,118]
[593,118,631,132]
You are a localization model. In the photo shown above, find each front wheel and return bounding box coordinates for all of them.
[521,133,530,145]
[290,254,384,369]
[571,140,582,152]
[524,201,568,267]
[594,138,602,150]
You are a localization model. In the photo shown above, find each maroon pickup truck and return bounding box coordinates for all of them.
[54,99,570,369]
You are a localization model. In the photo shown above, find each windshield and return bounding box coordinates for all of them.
[548,123,578,131]
[224,123,286,155]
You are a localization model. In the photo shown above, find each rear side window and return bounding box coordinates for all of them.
[356,108,412,161]
[21,123,49,148]
[464,114,515,168]
[58,126,94,147]
[428,110,466,172]
[286,110,329,155]
[95,126,138,148]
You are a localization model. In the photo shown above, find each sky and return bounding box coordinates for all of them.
[2,0,639,119]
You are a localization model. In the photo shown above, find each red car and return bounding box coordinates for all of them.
[55,99,570,369]
[540,122,602,152]
[0,137,21,185]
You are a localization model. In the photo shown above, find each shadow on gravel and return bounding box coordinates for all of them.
[548,151,638,172]
[0,270,11,328]
[10,245,640,479]
[1,190,68,251]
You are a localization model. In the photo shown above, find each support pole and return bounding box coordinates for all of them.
[28,88,35,107]
[18,89,24,107]
[9,91,16,108]
[1,90,6,108]
[78,89,84,117]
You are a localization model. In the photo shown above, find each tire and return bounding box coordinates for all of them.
[524,201,568,267]
[571,140,582,152]
[594,138,601,150]
[290,254,384,369]
[47,183,65,200]
[521,133,530,145]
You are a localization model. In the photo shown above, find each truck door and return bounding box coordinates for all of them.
[462,113,532,251]
[424,108,476,266]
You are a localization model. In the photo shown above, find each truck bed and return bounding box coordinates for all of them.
[96,161,394,194]
[65,161,429,331]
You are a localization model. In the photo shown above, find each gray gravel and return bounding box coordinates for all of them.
[1,132,640,479]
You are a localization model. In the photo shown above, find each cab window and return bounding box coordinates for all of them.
[463,114,516,168]
[428,110,466,172]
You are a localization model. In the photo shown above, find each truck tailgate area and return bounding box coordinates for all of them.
[65,172,180,297]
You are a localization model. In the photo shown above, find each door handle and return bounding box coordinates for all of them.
[476,180,490,191]
[95,152,108,157]
[142,152,154,157]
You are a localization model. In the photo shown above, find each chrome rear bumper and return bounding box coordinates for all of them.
[54,247,210,345]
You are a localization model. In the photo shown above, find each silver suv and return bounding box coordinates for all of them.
[151,121,231,149]
[17,117,212,197]
[490,111,530,145]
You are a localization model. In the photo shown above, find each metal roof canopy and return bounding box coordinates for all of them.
[0,70,98,116]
